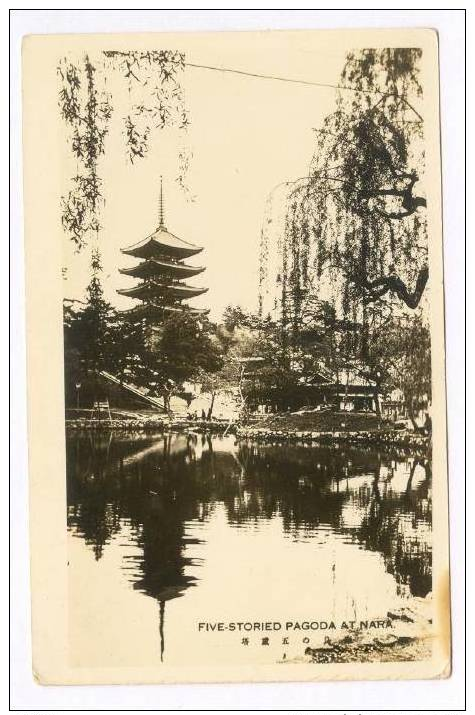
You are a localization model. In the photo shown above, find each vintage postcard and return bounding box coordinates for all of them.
[23,28,450,684]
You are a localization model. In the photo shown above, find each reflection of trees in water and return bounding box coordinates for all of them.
[67,432,123,560]
[67,433,432,616]
[355,458,432,597]
[66,431,229,660]
[230,444,432,597]
[226,444,350,531]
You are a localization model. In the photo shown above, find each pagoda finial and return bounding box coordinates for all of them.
[158,176,166,229]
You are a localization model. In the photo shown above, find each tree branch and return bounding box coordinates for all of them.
[354,265,429,309]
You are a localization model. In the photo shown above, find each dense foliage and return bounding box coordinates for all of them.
[257,48,431,418]
[64,271,223,413]
[260,49,428,330]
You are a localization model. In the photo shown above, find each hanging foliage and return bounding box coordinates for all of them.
[260,48,428,338]
[103,50,189,162]
[58,56,112,248]
[58,49,190,249]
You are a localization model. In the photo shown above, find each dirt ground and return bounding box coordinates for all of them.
[291,594,434,664]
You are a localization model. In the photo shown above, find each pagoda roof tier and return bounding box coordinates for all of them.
[122,304,210,318]
[119,257,205,280]
[121,226,203,259]
[117,279,208,301]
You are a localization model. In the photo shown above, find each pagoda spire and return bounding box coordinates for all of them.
[158,176,165,229]
[118,180,209,321]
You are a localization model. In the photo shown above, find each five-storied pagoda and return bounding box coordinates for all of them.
[118,179,208,325]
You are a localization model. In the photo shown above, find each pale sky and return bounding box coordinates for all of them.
[61,34,347,320]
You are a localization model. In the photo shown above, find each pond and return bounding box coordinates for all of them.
[66,432,431,668]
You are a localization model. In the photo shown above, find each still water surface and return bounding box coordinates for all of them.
[66,432,431,667]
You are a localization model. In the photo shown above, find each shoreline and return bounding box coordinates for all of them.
[235,425,430,452]
[299,593,434,665]
[65,416,430,453]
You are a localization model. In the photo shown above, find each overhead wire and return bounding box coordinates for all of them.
[185,62,389,96]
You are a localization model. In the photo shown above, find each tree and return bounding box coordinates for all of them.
[219,310,301,413]
[116,312,224,414]
[259,48,428,356]
[64,249,123,404]
[309,48,427,311]
[158,312,223,412]
[65,270,224,414]
[368,312,431,429]
[200,307,261,419]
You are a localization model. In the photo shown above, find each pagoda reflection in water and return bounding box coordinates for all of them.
[67,433,432,661]
[67,433,432,604]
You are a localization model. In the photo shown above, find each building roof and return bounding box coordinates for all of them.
[303,365,377,388]
[336,367,377,387]
[117,279,208,301]
[122,303,210,319]
[121,226,203,259]
[119,257,205,279]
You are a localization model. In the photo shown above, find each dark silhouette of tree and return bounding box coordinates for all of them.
[368,311,431,429]
[65,253,223,412]
[114,311,224,413]
[64,249,124,402]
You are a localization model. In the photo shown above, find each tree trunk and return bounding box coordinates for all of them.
[238,365,246,411]
[207,391,216,420]
[405,458,419,496]
[406,395,418,431]
[356,266,429,309]
[163,392,171,417]
[373,386,381,418]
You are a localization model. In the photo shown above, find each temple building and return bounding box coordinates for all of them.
[118,180,208,323]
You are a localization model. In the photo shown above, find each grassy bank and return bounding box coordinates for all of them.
[249,410,382,432]
[237,411,430,452]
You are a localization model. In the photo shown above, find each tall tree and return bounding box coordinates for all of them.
[64,249,123,402]
[260,48,428,350]
[116,312,224,413]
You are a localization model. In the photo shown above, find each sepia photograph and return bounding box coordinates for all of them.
[19,22,455,690]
